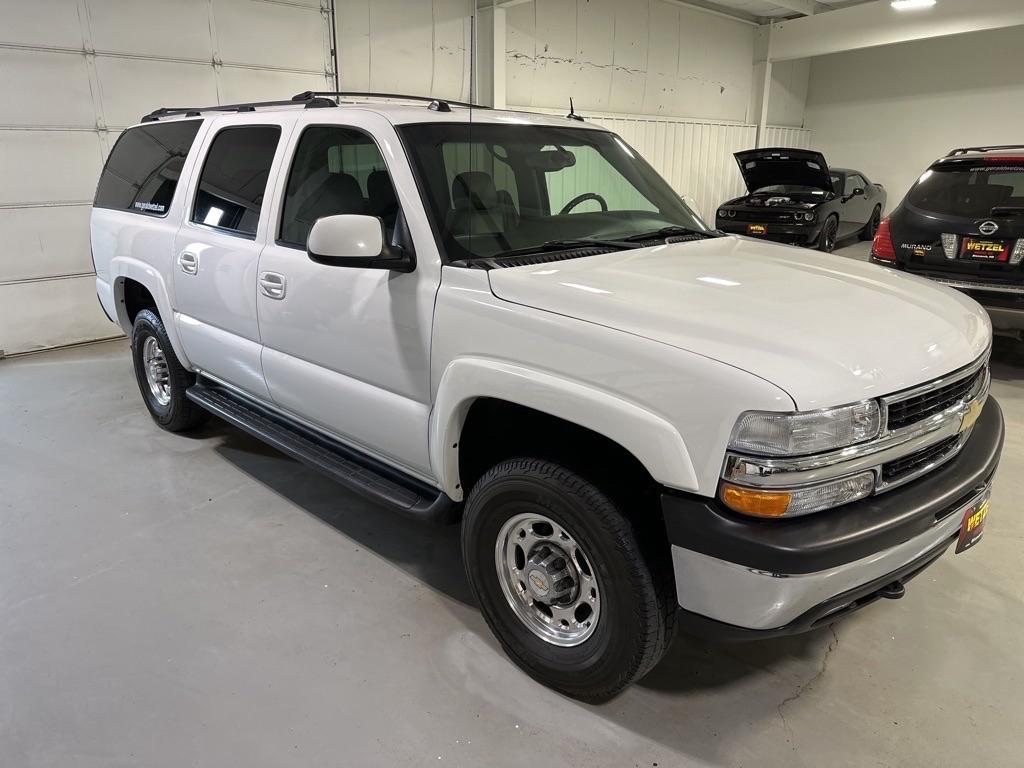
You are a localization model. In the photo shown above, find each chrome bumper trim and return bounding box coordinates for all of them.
[670,486,985,629]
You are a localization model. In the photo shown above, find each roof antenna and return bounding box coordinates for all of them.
[566,97,585,122]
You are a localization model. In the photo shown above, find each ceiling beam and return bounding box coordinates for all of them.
[769,0,817,16]
[769,0,1024,61]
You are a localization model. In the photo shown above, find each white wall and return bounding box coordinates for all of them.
[505,0,756,121]
[804,25,1024,208]
[0,0,333,356]
[766,58,809,128]
[335,0,474,101]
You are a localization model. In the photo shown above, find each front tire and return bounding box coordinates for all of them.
[130,309,209,432]
[818,215,839,252]
[461,458,674,702]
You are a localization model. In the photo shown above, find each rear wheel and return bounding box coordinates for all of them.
[130,309,209,432]
[860,205,882,241]
[818,215,839,252]
[461,458,675,702]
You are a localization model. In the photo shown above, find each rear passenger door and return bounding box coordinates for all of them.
[255,114,440,480]
[172,117,289,399]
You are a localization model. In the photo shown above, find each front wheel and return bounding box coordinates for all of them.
[818,215,839,252]
[131,309,209,432]
[461,458,674,702]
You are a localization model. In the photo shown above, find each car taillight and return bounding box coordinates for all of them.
[871,217,897,261]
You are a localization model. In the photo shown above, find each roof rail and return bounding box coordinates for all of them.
[140,92,334,122]
[947,144,1024,157]
[292,91,490,112]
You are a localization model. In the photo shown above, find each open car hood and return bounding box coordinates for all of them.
[734,148,833,193]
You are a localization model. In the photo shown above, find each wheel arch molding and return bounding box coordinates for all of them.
[429,357,699,501]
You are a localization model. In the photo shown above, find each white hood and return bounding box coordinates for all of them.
[487,237,991,410]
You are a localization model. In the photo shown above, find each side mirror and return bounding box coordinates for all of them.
[853,187,865,197]
[307,214,413,272]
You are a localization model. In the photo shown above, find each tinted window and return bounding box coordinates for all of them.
[94,120,202,216]
[279,126,397,247]
[192,125,281,236]
[845,174,866,195]
[906,162,1024,218]
[400,123,704,261]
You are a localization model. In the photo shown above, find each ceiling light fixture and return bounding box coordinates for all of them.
[891,0,937,10]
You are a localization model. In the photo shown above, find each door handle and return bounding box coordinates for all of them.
[178,251,199,275]
[259,271,287,300]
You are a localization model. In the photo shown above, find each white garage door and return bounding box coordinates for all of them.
[0,0,334,356]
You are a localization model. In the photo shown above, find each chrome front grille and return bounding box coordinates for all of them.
[881,434,961,483]
[885,366,987,432]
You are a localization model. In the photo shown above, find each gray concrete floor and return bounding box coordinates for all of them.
[2,239,1022,767]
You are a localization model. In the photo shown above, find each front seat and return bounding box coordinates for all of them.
[447,171,515,239]
[288,171,366,244]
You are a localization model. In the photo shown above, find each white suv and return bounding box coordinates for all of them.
[91,92,1003,701]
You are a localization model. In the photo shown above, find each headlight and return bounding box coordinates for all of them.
[718,209,727,219]
[803,212,816,222]
[720,471,875,518]
[728,401,881,457]
[728,210,736,218]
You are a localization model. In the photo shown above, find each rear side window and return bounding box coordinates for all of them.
[192,125,281,237]
[94,120,202,216]
[907,162,1024,218]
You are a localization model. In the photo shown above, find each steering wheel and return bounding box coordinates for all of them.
[559,193,608,214]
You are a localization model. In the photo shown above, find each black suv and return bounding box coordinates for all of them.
[872,146,1024,334]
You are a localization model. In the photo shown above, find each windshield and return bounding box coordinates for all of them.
[398,123,707,260]
[907,163,1024,217]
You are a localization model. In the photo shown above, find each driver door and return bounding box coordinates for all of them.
[255,113,440,480]
[840,173,871,238]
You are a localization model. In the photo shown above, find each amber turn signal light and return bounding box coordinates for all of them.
[720,484,792,518]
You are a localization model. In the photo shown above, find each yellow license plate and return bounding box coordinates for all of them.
[956,490,990,554]
[747,224,767,236]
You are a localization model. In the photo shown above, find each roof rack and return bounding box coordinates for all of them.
[141,92,335,122]
[947,145,1024,156]
[293,91,490,112]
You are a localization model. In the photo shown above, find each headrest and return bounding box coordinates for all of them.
[452,171,498,209]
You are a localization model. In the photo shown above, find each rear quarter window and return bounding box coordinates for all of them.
[94,120,203,216]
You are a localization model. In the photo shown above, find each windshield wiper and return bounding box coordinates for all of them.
[617,225,705,243]
[990,206,1024,217]
[490,238,640,259]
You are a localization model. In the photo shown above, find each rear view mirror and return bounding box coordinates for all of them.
[307,214,413,272]
[525,148,576,172]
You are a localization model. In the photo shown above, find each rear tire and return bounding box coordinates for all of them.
[461,458,675,702]
[130,309,209,432]
[818,215,839,252]
[860,205,882,241]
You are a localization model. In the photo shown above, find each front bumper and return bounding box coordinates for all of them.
[716,219,822,247]
[663,397,1004,639]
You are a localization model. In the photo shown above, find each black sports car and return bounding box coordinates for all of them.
[715,148,886,252]
[870,145,1024,334]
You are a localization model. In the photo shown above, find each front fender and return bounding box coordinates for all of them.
[111,256,192,369]
[429,357,699,501]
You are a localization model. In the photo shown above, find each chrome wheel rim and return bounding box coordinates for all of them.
[142,336,171,406]
[495,512,602,647]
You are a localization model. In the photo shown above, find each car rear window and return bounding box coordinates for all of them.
[94,120,202,216]
[906,160,1024,218]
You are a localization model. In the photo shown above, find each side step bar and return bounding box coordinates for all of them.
[186,381,458,524]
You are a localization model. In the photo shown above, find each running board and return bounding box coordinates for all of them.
[186,381,458,523]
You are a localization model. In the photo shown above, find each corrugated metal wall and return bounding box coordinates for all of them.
[0,0,333,356]
[761,125,814,150]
